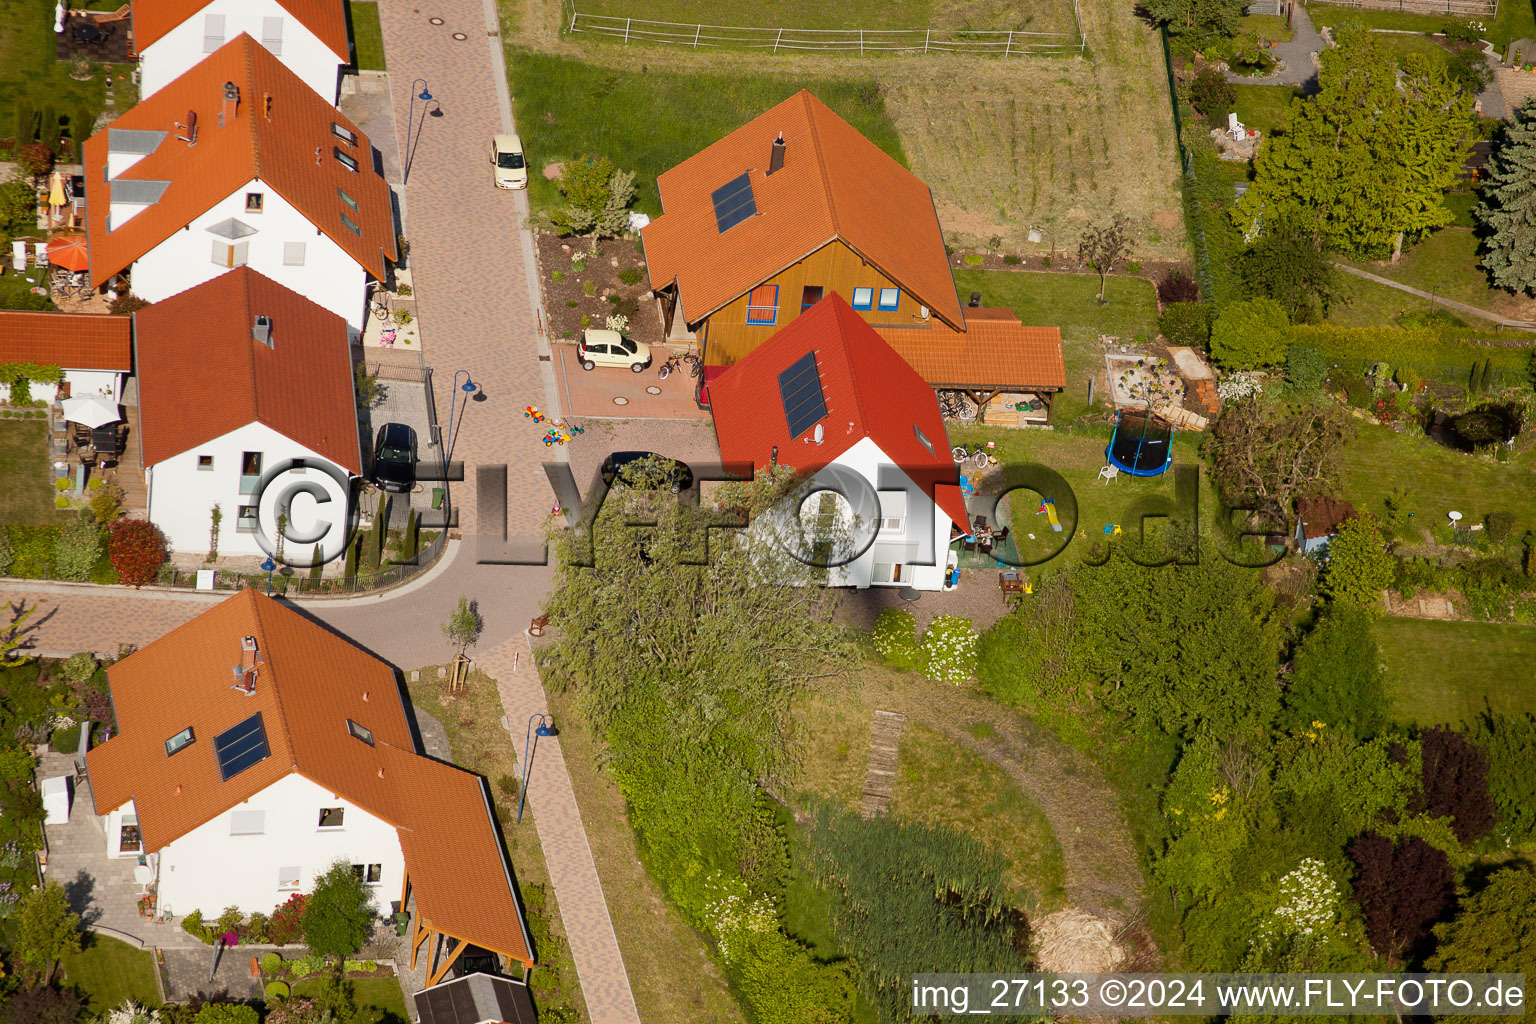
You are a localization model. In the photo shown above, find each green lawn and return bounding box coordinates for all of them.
[1306,3,1535,51]
[1239,12,1294,41]
[57,935,159,1012]
[565,0,1072,34]
[1370,30,1454,69]
[1335,422,1536,540]
[1340,228,1530,318]
[0,0,138,161]
[292,977,408,1024]
[951,268,1160,423]
[1378,618,1536,725]
[0,418,65,527]
[1232,84,1300,139]
[507,50,904,220]
[348,1,386,71]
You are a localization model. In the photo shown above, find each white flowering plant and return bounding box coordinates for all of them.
[605,313,630,333]
[108,1003,163,1024]
[1216,372,1264,402]
[920,615,978,684]
[1256,857,1342,949]
[700,872,776,963]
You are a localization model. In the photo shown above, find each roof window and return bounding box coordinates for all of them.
[334,148,358,172]
[346,719,374,746]
[340,211,361,236]
[331,123,357,146]
[165,727,195,757]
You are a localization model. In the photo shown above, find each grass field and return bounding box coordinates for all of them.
[1239,12,1294,40]
[57,935,159,1013]
[0,419,67,528]
[952,268,1161,421]
[1341,228,1536,321]
[348,1,386,70]
[293,977,408,1024]
[1306,1,1536,51]
[566,0,1077,35]
[1232,83,1300,139]
[505,0,1185,255]
[1378,618,1536,725]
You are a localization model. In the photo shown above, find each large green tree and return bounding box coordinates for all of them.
[1141,0,1245,42]
[1320,513,1395,607]
[302,861,373,962]
[1236,219,1341,324]
[1428,865,1536,978]
[1478,100,1536,295]
[1209,297,1291,368]
[12,882,81,986]
[1278,603,1387,740]
[1235,30,1475,259]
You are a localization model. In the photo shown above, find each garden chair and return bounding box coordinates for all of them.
[1098,464,1119,484]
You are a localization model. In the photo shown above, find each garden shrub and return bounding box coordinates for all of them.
[1211,297,1290,368]
[52,514,102,581]
[1189,67,1236,119]
[49,724,80,754]
[1003,254,1022,265]
[963,253,984,266]
[263,982,289,1001]
[0,529,12,576]
[8,378,32,406]
[869,608,921,670]
[289,953,326,978]
[1485,510,1516,543]
[267,893,307,945]
[1157,267,1201,305]
[181,910,214,944]
[1158,301,1213,347]
[1278,603,1386,741]
[1342,377,1372,408]
[89,482,123,524]
[920,615,978,684]
[59,652,96,683]
[53,479,69,492]
[1284,345,1327,394]
[1469,711,1536,844]
[259,951,282,973]
[618,266,642,285]
[107,519,167,588]
[194,1005,258,1024]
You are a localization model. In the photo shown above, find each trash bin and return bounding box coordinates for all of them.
[431,487,444,510]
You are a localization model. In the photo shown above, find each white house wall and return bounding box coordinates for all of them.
[138,0,344,103]
[144,773,405,917]
[124,181,369,331]
[0,369,121,405]
[146,421,355,562]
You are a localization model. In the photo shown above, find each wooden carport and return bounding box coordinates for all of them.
[404,872,536,986]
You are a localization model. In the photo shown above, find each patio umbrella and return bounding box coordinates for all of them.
[46,235,89,273]
[48,172,66,212]
[61,395,121,429]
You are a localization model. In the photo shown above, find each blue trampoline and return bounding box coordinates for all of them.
[1106,409,1174,477]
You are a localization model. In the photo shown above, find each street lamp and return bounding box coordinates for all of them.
[446,370,478,471]
[517,714,557,825]
[404,79,432,185]
[260,556,276,596]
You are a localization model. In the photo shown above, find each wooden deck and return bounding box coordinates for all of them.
[102,406,147,516]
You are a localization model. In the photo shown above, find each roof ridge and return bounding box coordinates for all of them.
[833,302,872,440]
[239,269,263,427]
[801,91,841,238]
[244,37,262,178]
[248,572,299,772]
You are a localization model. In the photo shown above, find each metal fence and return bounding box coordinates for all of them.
[1304,0,1496,16]
[563,0,1087,56]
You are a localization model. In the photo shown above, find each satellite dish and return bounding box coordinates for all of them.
[813,423,824,444]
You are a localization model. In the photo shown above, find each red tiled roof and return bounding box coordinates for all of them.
[0,311,132,371]
[87,590,534,967]
[642,90,963,330]
[877,312,1066,391]
[133,267,360,471]
[1296,496,1356,539]
[710,294,970,530]
[132,0,350,59]
[85,34,394,286]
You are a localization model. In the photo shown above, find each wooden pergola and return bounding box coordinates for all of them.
[403,874,534,987]
[933,381,1060,425]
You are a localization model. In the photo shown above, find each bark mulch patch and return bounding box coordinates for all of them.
[535,231,661,348]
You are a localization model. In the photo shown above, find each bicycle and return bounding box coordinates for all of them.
[684,352,703,378]
[658,353,682,379]
[938,390,978,421]
[367,283,392,321]
[951,444,993,468]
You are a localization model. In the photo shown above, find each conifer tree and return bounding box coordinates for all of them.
[1479,100,1536,294]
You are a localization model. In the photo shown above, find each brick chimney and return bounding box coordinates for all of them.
[221,82,240,127]
[768,132,785,176]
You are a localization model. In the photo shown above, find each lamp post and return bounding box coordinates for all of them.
[446,370,478,471]
[517,714,557,825]
[404,79,432,185]
[260,556,276,596]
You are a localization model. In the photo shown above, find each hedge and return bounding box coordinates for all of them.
[1288,324,1531,383]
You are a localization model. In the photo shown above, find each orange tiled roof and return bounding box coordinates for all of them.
[0,311,132,371]
[642,90,963,331]
[132,0,350,59]
[87,590,535,967]
[85,34,395,286]
[133,267,361,472]
[877,311,1066,391]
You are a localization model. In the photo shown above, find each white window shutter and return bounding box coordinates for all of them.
[261,16,284,55]
[212,240,228,266]
[203,13,226,52]
[283,241,306,266]
[229,809,265,835]
[231,241,249,267]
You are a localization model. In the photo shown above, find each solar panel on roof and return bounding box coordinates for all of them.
[778,351,828,439]
[711,173,757,234]
[213,713,270,781]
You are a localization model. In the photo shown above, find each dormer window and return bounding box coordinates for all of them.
[346,719,374,746]
[165,727,194,757]
[334,148,358,172]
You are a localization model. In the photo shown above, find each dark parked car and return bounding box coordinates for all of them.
[600,451,693,493]
[372,423,417,493]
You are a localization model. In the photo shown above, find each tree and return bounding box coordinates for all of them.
[1078,216,1132,303]
[52,514,102,582]
[302,860,373,961]
[1409,727,1494,844]
[1235,30,1475,259]
[0,987,82,1024]
[1140,0,1245,42]
[1478,99,1536,295]
[1189,68,1236,119]
[1321,512,1395,607]
[1284,345,1328,394]
[547,155,636,247]
[441,596,482,659]
[107,520,167,588]
[1279,603,1387,740]
[16,143,52,180]
[1157,267,1200,305]
[12,882,81,986]
[1209,297,1290,368]
[1205,401,1353,526]
[0,178,37,238]
[1347,833,1455,964]
[1236,220,1341,324]
[1428,865,1536,977]
[1468,711,1536,843]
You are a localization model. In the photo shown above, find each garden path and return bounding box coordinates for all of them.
[1333,262,1536,329]
[1225,6,1325,87]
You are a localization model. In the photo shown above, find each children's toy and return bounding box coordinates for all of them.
[1102,523,1122,537]
[1036,498,1062,532]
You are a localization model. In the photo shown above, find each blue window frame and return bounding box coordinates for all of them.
[746,284,778,324]
[851,287,873,310]
[878,287,900,311]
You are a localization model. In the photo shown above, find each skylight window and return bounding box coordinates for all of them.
[337,187,358,211]
[334,148,358,172]
[213,713,270,781]
[346,719,374,746]
[340,211,361,236]
[165,727,195,757]
[710,173,757,234]
[331,123,357,146]
[778,351,828,440]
